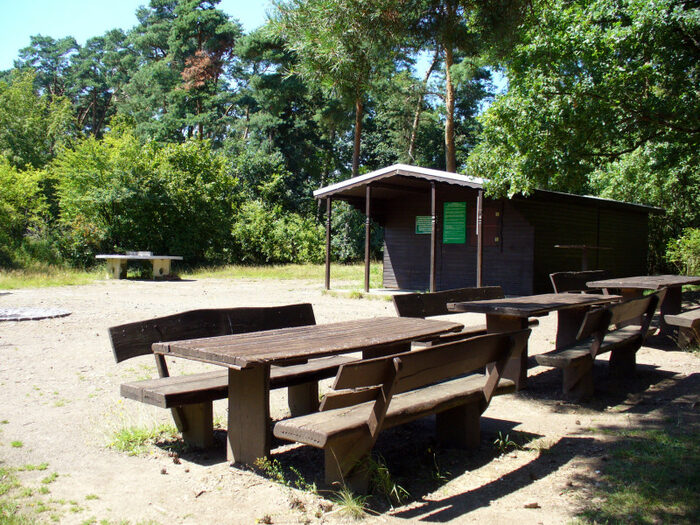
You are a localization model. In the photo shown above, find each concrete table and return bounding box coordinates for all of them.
[96,253,183,279]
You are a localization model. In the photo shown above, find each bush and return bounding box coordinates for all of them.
[0,158,48,267]
[666,228,700,276]
[231,201,324,264]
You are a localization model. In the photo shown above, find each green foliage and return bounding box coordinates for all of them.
[231,201,324,264]
[0,70,73,170]
[330,201,383,263]
[666,228,700,276]
[108,424,178,456]
[52,129,240,265]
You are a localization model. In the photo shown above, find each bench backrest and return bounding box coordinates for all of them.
[393,286,504,318]
[550,270,609,293]
[576,290,664,356]
[320,329,531,416]
[109,303,316,364]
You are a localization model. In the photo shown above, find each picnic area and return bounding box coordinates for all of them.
[1,274,698,524]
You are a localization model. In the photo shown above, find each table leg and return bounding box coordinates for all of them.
[659,285,682,335]
[556,307,589,349]
[227,366,270,465]
[486,315,529,389]
[106,259,127,279]
[151,259,172,279]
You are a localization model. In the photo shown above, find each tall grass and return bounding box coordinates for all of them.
[1,262,384,290]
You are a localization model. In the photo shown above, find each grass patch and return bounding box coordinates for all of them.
[577,427,699,524]
[183,262,383,286]
[0,267,101,289]
[108,423,179,456]
[0,465,68,523]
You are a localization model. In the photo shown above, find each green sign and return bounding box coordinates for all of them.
[443,202,466,244]
[415,215,432,234]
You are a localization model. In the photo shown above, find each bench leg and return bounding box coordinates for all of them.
[609,348,636,377]
[172,403,214,449]
[151,259,172,279]
[227,367,270,465]
[324,434,371,493]
[562,359,594,401]
[105,259,127,279]
[288,382,319,416]
[436,402,481,449]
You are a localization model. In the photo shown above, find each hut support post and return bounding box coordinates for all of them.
[430,182,437,292]
[325,197,332,290]
[364,186,371,293]
[476,189,484,287]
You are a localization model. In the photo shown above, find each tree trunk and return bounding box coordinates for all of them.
[444,45,456,173]
[352,97,363,177]
[409,49,439,162]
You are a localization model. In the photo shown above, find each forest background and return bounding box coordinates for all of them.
[0,0,698,275]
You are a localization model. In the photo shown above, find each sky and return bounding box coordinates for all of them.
[0,0,273,71]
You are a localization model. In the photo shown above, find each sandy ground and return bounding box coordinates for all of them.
[0,277,698,524]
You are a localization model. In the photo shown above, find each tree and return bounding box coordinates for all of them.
[273,0,402,176]
[407,0,531,172]
[0,70,73,170]
[468,0,700,269]
[15,35,78,99]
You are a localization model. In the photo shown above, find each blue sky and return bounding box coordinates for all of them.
[0,0,272,71]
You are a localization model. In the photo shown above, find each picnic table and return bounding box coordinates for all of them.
[448,293,621,389]
[586,274,700,335]
[152,316,463,466]
[96,252,183,279]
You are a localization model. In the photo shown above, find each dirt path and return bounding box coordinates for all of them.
[0,278,697,524]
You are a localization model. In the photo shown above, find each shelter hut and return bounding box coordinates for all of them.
[314,164,659,295]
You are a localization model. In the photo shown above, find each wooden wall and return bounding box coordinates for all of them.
[380,185,535,295]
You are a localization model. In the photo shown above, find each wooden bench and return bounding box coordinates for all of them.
[535,291,663,401]
[97,252,183,279]
[393,286,537,344]
[109,304,356,448]
[273,329,531,491]
[549,270,609,293]
[664,308,700,348]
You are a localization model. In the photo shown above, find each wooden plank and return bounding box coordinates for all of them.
[587,275,700,289]
[449,293,619,317]
[152,317,463,368]
[274,374,491,448]
[110,303,316,363]
[665,308,700,329]
[332,330,527,392]
[549,270,608,293]
[393,286,504,318]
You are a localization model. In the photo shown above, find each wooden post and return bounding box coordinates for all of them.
[325,197,332,290]
[364,185,371,293]
[227,366,270,464]
[430,182,437,292]
[476,189,484,287]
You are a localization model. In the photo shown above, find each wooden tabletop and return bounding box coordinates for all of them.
[152,317,463,369]
[448,293,620,318]
[587,275,700,290]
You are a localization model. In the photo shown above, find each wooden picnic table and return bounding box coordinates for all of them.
[448,293,621,389]
[586,275,700,334]
[152,316,463,466]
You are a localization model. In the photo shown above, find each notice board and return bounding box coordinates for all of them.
[443,202,466,244]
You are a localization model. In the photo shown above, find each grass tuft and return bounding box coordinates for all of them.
[577,427,699,524]
[108,424,179,456]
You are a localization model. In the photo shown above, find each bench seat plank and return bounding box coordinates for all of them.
[664,308,700,329]
[120,355,358,409]
[273,374,515,448]
[535,326,643,368]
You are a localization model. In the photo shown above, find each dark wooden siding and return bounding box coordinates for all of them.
[381,185,536,295]
[512,197,649,292]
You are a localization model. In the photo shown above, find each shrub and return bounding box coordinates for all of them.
[666,228,700,276]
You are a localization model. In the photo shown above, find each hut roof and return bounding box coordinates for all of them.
[313,164,661,214]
